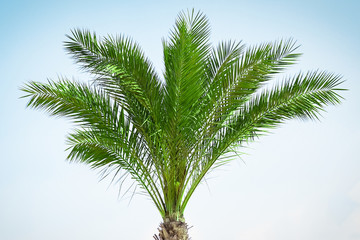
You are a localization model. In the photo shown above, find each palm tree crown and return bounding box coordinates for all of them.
[21,9,345,239]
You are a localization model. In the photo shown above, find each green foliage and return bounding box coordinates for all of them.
[21,9,345,221]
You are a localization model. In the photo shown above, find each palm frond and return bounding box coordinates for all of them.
[21,79,120,128]
[66,127,166,214]
[64,29,163,134]
[181,70,344,210]
[21,79,166,213]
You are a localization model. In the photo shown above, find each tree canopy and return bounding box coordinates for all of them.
[21,9,345,227]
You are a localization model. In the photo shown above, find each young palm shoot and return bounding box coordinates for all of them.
[21,9,345,240]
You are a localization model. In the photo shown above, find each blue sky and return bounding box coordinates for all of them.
[1,0,359,239]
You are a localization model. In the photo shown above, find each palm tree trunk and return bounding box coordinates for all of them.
[154,220,189,240]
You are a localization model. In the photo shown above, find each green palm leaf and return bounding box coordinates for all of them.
[21,9,345,240]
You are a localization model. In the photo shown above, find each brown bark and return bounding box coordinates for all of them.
[153,220,190,240]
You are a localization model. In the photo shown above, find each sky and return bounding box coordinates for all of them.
[1,0,359,239]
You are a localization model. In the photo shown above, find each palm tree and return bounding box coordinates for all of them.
[21,9,345,240]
